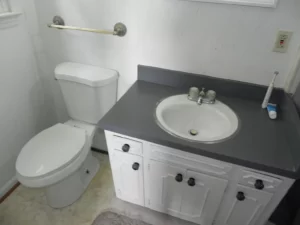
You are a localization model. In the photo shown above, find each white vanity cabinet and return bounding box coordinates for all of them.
[105,131,294,225]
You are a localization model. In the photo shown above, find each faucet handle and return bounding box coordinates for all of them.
[199,88,206,97]
[206,90,216,101]
[188,87,199,101]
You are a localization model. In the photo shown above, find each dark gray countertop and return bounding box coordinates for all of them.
[98,66,300,179]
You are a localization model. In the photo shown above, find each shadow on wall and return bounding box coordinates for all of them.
[0,9,57,196]
[29,78,57,132]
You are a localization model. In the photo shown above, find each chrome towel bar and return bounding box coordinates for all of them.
[47,16,127,37]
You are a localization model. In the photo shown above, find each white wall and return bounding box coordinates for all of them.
[0,0,56,196]
[33,0,300,122]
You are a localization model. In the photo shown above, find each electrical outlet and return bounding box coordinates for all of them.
[273,30,293,53]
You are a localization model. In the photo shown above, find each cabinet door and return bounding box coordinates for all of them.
[147,160,186,214]
[110,151,144,206]
[180,170,228,225]
[223,184,273,225]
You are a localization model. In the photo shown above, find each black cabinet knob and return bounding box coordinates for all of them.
[132,162,140,171]
[122,144,130,152]
[175,174,183,182]
[236,192,246,201]
[254,179,265,190]
[188,178,196,187]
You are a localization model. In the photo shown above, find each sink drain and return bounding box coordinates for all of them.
[189,129,198,136]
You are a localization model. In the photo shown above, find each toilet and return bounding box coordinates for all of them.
[15,62,118,208]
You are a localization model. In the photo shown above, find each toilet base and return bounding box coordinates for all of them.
[45,151,99,208]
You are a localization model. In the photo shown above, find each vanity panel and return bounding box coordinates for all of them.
[149,144,232,179]
[105,131,295,225]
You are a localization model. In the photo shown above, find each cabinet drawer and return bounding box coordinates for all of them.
[150,144,232,178]
[112,135,143,155]
[238,170,282,193]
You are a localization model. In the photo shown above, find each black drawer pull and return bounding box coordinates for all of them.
[132,162,140,171]
[122,144,130,152]
[254,179,264,190]
[188,178,196,187]
[175,174,183,182]
[236,192,245,201]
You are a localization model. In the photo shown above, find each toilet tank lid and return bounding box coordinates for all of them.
[55,62,118,87]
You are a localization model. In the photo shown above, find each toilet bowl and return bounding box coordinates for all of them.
[16,120,99,208]
[15,62,118,208]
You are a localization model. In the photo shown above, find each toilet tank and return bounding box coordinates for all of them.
[55,62,118,124]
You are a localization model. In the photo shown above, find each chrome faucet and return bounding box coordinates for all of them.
[188,87,216,105]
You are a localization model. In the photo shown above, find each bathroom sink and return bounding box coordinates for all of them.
[155,94,239,143]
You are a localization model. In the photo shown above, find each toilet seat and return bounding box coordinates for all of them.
[16,123,88,188]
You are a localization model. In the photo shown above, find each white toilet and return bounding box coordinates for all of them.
[15,62,118,208]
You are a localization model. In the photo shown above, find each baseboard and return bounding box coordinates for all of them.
[91,147,108,155]
[265,222,276,225]
[0,176,19,203]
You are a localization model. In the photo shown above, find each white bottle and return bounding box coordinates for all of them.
[267,104,277,119]
[262,71,279,109]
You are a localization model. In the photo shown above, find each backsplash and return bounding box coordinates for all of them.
[138,65,284,102]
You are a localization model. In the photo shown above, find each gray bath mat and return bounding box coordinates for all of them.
[92,211,152,225]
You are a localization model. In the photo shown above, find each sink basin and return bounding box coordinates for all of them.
[155,94,239,143]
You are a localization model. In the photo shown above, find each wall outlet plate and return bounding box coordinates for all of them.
[273,30,293,53]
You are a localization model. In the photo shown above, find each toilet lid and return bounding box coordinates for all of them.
[16,123,86,178]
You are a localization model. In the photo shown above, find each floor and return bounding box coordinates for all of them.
[0,152,196,225]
